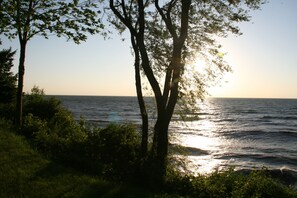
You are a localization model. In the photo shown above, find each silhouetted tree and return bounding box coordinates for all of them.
[108,0,265,182]
[132,36,149,157]
[0,41,17,103]
[108,1,149,157]
[0,0,103,127]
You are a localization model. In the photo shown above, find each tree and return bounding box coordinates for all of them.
[108,0,150,157]
[0,0,103,127]
[108,0,265,182]
[0,40,17,103]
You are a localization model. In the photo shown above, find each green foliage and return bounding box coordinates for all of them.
[94,124,141,180]
[164,168,297,198]
[0,0,103,43]
[4,87,296,197]
[34,121,142,181]
[0,42,17,119]
[1,0,103,126]
[1,99,296,197]
[21,87,87,169]
[34,109,87,165]
[108,1,267,182]
[0,44,17,103]
[23,86,62,121]
[0,102,16,120]
[22,86,70,135]
[20,87,142,180]
[230,170,297,198]
[22,113,47,138]
[0,124,152,198]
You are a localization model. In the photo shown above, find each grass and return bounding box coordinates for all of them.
[0,122,151,198]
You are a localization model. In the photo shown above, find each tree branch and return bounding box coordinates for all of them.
[155,0,178,40]
[109,0,136,35]
[165,0,191,119]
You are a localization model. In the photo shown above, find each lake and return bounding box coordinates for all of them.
[56,96,297,180]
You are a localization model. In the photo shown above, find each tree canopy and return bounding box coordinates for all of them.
[0,0,103,43]
[0,0,103,126]
[107,0,265,181]
[0,41,17,103]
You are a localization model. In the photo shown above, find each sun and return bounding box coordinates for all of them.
[194,59,207,73]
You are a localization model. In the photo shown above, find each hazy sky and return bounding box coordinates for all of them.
[1,0,297,98]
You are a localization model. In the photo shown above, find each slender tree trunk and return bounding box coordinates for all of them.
[135,66,149,157]
[150,0,191,182]
[110,0,150,157]
[131,35,149,157]
[16,40,26,127]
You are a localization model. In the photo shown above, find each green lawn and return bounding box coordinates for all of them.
[0,124,151,198]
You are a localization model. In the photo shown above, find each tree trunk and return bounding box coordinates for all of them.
[131,35,149,157]
[155,117,169,167]
[15,40,26,127]
[136,74,149,157]
[149,113,170,184]
[149,0,191,183]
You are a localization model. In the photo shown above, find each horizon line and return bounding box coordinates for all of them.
[46,94,297,100]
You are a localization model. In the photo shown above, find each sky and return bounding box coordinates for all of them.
[1,0,297,98]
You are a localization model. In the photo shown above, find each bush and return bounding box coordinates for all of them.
[0,46,17,104]
[23,88,63,121]
[20,88,142,179]
[22,113,47,138]
[32,108,87,167]
[0,102,15,120]
[32,122,142,180]
[86,124,141,180]
[20,87,87,170]
[164,168,297,198]
[231,170,297,198]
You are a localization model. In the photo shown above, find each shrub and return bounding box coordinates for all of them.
[164,168,297,198]
[33,122,142,180]
[33,108,87,167]
[0,46,17,104]
[0,102,15,120]
[91,124,141,180]
[231,170,297,198]
[20,87,88,170]
[23,88,63,121]
[22,113,47,138]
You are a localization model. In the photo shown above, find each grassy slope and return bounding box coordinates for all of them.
[0,125,151,198]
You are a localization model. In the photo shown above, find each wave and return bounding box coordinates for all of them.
[262,115,297,120]
[214,118,237,122]
[222,130,266,139]
[230,109,259,114]
[170,144,209,156]
[222,129,297,139]
[60,96,297,177]
[219,153,297,167]
[279,130,297,138]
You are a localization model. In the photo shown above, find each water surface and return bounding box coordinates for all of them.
[57,96,297,176]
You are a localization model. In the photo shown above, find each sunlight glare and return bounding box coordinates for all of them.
[182,120,219,151]
[172,101,227,174]
[194,58,208,74]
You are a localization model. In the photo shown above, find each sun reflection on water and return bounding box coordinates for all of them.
[171,101,229,175]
